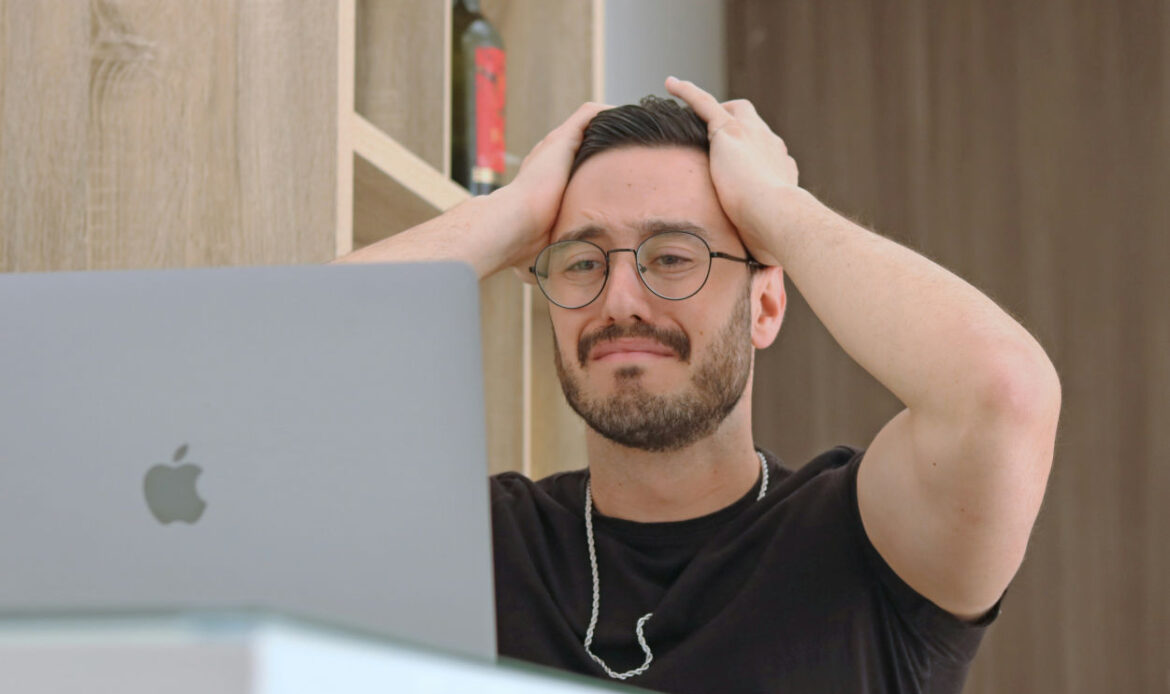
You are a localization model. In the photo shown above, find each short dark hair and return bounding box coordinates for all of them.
[570,96,708,176]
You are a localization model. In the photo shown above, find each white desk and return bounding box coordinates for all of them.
[0,611,643,694]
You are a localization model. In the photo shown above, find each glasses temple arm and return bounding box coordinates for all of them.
[711,251,767,268]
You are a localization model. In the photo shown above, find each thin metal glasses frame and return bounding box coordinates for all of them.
[529,230,762,309]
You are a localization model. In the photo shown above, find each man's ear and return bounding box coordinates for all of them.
[750,266,786,349]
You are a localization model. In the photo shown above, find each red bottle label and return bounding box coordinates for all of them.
[474,46,506,184]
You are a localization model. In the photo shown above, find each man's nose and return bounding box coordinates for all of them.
[598,249,653,322]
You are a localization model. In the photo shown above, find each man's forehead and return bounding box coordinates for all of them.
[550,145,735,244]
[559,218,713,244]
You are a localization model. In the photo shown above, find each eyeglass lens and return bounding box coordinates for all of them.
[534,231,712,308]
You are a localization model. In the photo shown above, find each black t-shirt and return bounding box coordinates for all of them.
[490,445,1003,693]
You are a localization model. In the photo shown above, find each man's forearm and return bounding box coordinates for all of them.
[330,188,529,280]
[331,102,610,277]
[756,185,1059,421]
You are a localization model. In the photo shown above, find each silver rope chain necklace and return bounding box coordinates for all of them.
[582,450,770,680]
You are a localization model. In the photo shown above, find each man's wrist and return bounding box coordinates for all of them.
[486,184,546,269]
[447,194,506,279]
[741,184,821,266]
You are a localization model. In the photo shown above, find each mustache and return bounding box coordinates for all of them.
[577,322,691,366]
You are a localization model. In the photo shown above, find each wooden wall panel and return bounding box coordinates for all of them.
[530,297,587,477]
[235,0,336,265]
[354,0,446,172]
[351,155,441,249]
[0,0,336,272]
[1,1,93,271]
[727,1,1169,691]
[480,271,526,477]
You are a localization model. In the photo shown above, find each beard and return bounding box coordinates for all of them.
[554,284,754,453]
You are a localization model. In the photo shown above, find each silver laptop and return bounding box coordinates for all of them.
[0,262,496,660]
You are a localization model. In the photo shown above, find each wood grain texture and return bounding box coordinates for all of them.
[1,1,95,271]
[354,0,446,172]
[351,113,468,215]
[529,297,588,477]
[727,0,1170,691]
[480,270,526,476]
[235,0,336,265]
[336,0,355,257]
[352,154,445,250]
[0,0,336,272]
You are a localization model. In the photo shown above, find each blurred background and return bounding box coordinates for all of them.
[1,1,1166,692]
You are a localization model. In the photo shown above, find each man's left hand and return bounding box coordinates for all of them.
[665,76,800,267]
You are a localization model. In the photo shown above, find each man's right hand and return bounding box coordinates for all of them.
[331,101,610,280]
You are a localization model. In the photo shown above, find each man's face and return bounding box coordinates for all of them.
[547,146,757,452]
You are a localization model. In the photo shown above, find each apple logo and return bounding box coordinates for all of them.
[143,443,207,524]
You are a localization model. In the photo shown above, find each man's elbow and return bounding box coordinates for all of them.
[975,346,1063,430]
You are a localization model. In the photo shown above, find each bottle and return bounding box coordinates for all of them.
[451,0,506,195]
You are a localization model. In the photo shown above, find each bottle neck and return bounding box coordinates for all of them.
[456,0,482,13]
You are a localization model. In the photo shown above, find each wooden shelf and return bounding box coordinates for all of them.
[351,113,468,219]
[353,0,449,174]
[352,154,457,250]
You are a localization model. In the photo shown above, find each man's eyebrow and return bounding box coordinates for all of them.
[561,224,608,243]
[560,220,711,244]
[637,219,711,239]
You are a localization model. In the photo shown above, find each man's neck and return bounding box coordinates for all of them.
[584,409,762,523]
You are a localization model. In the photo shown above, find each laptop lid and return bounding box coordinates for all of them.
[0,262,496,660]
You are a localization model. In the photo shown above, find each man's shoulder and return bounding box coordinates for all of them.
[801,443,864,476]
[762,443,864,495]
[489,468,588,510]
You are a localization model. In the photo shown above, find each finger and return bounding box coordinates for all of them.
[556,101,611,137]
[723,98,786,149]
[665,76,733,132]
[721,99,758,118]
[723,99,776,136]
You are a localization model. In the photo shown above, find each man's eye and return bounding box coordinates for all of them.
[650,253,696,270]
[565,259,602,273]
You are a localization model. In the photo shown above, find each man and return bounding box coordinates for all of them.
[336,78,1061,693]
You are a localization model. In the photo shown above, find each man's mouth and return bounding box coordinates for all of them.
[576,324,691,366]
[590,338,678,363]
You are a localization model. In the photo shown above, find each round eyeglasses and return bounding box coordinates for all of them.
[529,230,762,309]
